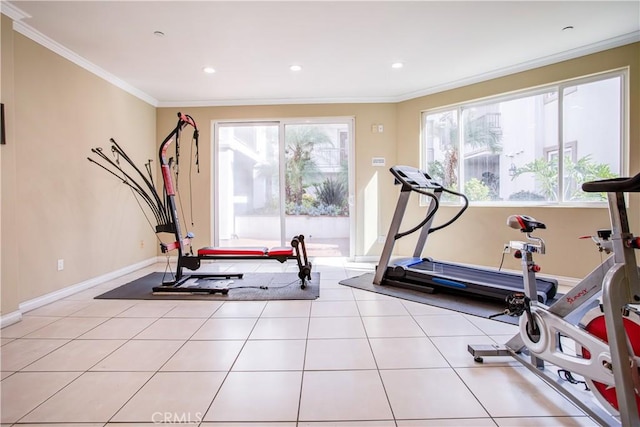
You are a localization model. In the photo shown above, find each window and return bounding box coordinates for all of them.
[423,71,624,204]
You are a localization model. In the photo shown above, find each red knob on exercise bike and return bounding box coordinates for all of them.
[513,250,523,259]
[529,264,541,273]
[628,237,640,249]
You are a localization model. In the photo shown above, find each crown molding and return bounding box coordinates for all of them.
[0,1,30,21]
[394,31,640,103]
[4,0,639,108]
[163,31,640,107]
[9,8,158,107]
[158,96,395,108]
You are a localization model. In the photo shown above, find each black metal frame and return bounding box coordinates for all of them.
[1,103,5,145]
[152,113,312,294]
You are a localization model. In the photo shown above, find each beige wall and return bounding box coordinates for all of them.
[1,22,157,315]
[1,14,19,315]
[396,43,640,279]
[2,12,638,317]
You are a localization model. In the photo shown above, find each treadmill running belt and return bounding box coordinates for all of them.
[391,259,557,303]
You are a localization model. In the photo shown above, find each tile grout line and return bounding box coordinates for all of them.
[356,291,399,426]
[194,300,266,424]
[294,298,313,425]
[104,299,228,424]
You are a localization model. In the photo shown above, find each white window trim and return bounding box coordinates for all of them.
[421,68,628,207]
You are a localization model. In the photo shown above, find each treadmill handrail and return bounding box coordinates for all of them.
[396,190,440,239]
[429,186,469,233]
[388,165,469,237]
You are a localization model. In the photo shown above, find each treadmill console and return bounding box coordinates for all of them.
[390,165,442,190]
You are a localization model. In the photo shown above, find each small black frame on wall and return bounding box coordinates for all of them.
[0,103,5,145]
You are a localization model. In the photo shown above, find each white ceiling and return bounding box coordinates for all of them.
[4,1,640,107]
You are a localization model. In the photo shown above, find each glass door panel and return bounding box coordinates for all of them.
[216,123,282,248]
[284,123,351,257]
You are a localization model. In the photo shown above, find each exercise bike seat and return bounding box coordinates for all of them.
[507,214,546,233]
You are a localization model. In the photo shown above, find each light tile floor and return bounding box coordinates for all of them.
[0,259,601,426]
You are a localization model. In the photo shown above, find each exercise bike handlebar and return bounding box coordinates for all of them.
[582,170,640,193]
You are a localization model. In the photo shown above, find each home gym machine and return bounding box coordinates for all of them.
[89,112,312,294]
[154,113,311,294]
[469,173,640,426]
[373,165,558,303]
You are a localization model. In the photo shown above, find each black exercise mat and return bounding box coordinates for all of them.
[96,272,320,301]
[340,273,560,325]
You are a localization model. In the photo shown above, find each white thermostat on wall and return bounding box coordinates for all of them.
[372,157,386,167]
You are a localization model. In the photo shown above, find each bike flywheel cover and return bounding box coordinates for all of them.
[579,306,640,414]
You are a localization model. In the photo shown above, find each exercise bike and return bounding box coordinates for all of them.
[468,173,640,426]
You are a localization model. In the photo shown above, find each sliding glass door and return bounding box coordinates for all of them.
[214,118,353,257]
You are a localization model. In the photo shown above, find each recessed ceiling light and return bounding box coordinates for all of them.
[290,65,302,72]
[391,62,404,69]
[153,31,165,37]
[562,26,574,31]
[203,67,216,74]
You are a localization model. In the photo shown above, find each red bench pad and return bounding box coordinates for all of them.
[267,247,294,257]
[197,246,294,258]
[198,247,268,257]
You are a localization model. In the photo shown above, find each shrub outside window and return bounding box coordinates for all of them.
[423,71,624,204]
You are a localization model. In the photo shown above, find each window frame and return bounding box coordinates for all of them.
[421,68,628,207]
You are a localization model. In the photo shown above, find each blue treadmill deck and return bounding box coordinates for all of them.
[386,258,558,303]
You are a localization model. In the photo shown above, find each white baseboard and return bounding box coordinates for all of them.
[543,274,580,288]
[1,257,157,328]
[353,256,379,263]
[0,310,23,329]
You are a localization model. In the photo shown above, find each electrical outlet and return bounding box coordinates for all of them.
[57,259,64,271]
[378,235,386,244]
[377,124,384,133]
[503,244,510,254]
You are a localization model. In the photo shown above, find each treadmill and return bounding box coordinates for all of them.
[373,165,558,303]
